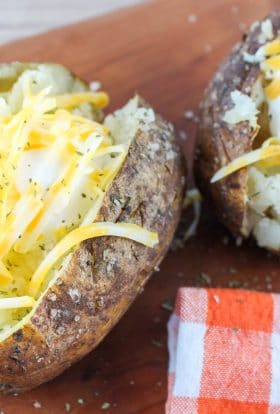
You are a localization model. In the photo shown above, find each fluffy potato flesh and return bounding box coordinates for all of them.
[0,63,159,341]
[212,33,280,251]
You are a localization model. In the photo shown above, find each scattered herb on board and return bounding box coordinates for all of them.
[161,300,173,312]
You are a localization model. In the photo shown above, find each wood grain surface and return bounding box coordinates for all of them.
[0,0,279,412]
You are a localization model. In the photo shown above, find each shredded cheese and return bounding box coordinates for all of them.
[214,36,280,183]
[0,67,158,334]
[0,296,35,309]
[54,92,109,109]
[223,90,259,128]
[264,38,280,56]
[261,55,280,72]
[211,139,280,182]
[265,78,280,100]
[183,189,202,240]
[29,222,159,297]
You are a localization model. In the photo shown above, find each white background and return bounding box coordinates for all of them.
[0,0,146,45]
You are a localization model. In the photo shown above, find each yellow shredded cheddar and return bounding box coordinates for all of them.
[0,261,12,285]
[265,78,280,100]
[0,72,158,332]
[54,92,109,110]
[215,37,280,182]
[29,222,159,297]
[262,55,280,71]
[0,296,35,309]
[264,38,280,56]
[211,139,280,182]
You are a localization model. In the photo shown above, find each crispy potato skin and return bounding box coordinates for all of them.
[195,11,280,237]
[0,98,184,393]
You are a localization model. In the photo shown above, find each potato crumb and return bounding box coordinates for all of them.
[33,401,42,409]
[77,398,84,405]
[183,188,202,240]
[223,90,259,128]
[89,81,101,92]
[101,402,111,410]
[178,130,188,140]
[187,14,197,23]
[65,403,71,412]
[184,110,195,120]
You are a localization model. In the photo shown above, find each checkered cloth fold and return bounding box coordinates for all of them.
[167,288,280,414]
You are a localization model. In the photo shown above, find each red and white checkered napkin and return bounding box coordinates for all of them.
[166,288,280,414]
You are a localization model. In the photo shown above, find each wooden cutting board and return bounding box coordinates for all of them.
[0,0,279,412]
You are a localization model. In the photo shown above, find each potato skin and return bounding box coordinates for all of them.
[0,97,185,394]
[195,11,280,237]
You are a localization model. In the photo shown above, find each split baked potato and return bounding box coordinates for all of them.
[0,63,184,393]
[195,10,280,252]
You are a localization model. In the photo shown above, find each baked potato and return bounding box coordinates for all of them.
[195,11,280,252]
[0,63,184,393]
